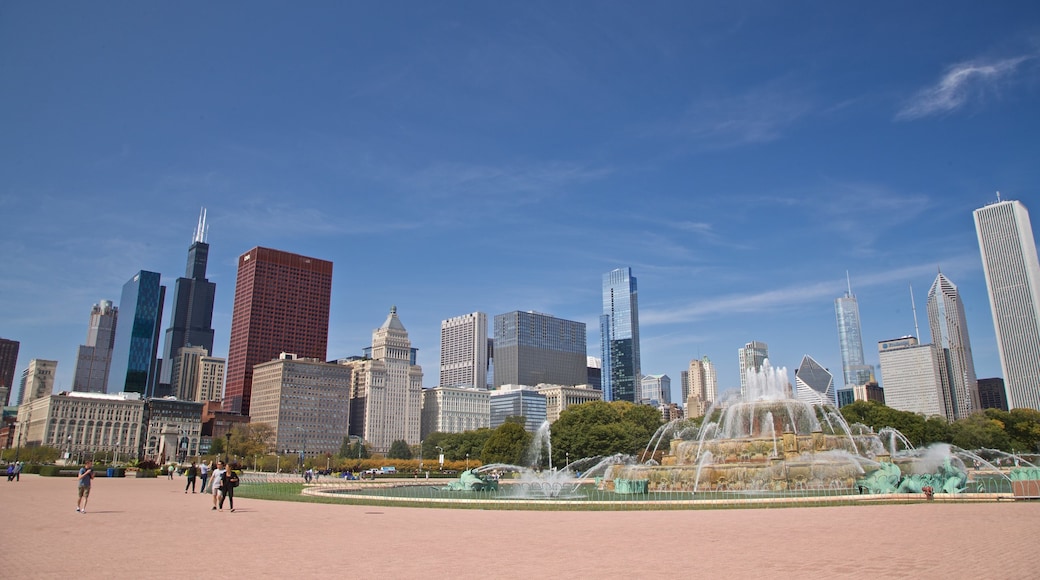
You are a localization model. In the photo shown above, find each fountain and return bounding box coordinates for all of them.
[609,360,969,495]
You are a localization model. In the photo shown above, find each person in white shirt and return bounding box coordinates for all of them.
[211,461,225,511]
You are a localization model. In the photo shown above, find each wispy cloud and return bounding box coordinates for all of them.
[640,255,978,327]
[896,54,1035,120]
[662,83,811,149]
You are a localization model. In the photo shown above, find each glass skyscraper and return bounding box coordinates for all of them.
[834,278,873,389]
[974,198,1040,410]
[493,311,587,388]
[108,270,166,396]
[600,267,641,402]
[161,209,217,386]
[926,272,979,420]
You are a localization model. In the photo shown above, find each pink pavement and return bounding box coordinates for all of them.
[1,474,1038,579]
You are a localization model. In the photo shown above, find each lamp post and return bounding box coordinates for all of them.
[466,453,469,471]
[224,431,231,464]
[67,436,72,465]
[418,439,423,474]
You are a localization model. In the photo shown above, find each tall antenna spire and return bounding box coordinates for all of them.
[846,271,853,296]
[996,190,1001,202]
[193,207,208,244]
[909,283,921,341]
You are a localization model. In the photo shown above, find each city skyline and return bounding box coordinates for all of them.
[3,3,1040,405]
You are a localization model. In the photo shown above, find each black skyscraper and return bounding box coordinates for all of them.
[161,209,217,386]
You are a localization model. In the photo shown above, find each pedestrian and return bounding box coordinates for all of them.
[13,461,22,482]
[76,459,95,513]
[167,464,175,479]
[211,461,225,511]
[6,464,13,482]
[199,461,210,492]
[219,465,239,512]
[185,462,198,493]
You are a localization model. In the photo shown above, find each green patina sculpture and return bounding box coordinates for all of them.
[857,458,966,495]
[442,469,499,492]
[856,462,901,494]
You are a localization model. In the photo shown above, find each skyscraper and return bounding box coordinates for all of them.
[344,307,423,452]
[640,374,671,405]
[0,338,20,406]
[794,354,834,406]
[439,312,488,389]
[686,356,717,418]
[926,272,980,420]
[161,209,217,386]
[878,336,946,418]
[835,276,874,388]
[108,271,166,396]
[72,300,119,393]
[974,198,1040,410]
[19,359,58,404]
[738,341,768,398]
[600,267,641,402]
[493,311,587,388]
[224,247,333,415]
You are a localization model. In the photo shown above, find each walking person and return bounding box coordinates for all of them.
[219,465,239,512]
[199,461,210,492]
[76,460,95,513]
[211,461,225,511]
[14,461,22,481]
[167,464,175,479]
[185,462,198,493]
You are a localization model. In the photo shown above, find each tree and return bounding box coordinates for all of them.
[342,441,370,459]
[387,439,413,460]
[209,436,225,457]
[481,422,531,465]
[949,412,1011,450]
[550,400,663,464]
[230,423,275,457]
[443,428,492,461]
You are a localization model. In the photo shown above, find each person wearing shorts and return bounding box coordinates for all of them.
[76,460,95,513]
[211,461,225,511]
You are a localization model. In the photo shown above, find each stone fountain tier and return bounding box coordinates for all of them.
[612,457,868,492]
[669,430,877,465]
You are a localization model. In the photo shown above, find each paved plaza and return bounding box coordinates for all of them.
[1,474,1038,579]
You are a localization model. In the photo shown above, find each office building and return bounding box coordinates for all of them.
[586,356,602,391]
[224,247,333,415]
[0,338,20,406]
[161,209,217,385]
[16,391,145,462]
[878,337,946,418]
[926,272,980,419]
[421,386,490,438]
[108,270,166,397]
[19,359,58,404]
[537,383,603,423]
[600,268,641,402]
[640,374,671,405]
[489,385,546,431]
[688,356,718,409]
[835,278,874,387]
[493,311,587,388]
[439,312,489,389]
[343,307,423,453]
[835,382,885,408]
[171,346,225,403]
[739,341,769,398]
[977,377,1009,411]
[974,198,1040,410]
[794,355,834,406]
[251,353,352,458]
[72,300,119,393]
[143,397,204,463]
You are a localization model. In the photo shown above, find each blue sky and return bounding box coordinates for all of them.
[3,2,1040,403]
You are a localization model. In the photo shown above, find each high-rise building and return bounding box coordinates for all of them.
[738,341,769,398]
[0,338,20,406]
[794,355,834,406]
[19,359,58,404]
[343,307,423,453]
[688,356,718,406]
[161,209,217,385]
[72,300,119,393]
[421,386,490,437]
[108,271,166,397]
[170,346,225,403]
[439,312,488,389]
[251,353,352,458]
[977,377,1008,411]
[600,268,641,402]
[878,336,946,418]
[536,383,603,423]
[640,374,671,405]
[835,277,874,388]
[586,356,602,391]
[974,198,1040,410]
[493,311,587,388]
[16,391,145,460]
[926,272,980,420]
[224,247,333,415]
[489,385,546,431]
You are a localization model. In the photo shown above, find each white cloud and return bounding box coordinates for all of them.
[896,54,1035,120]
